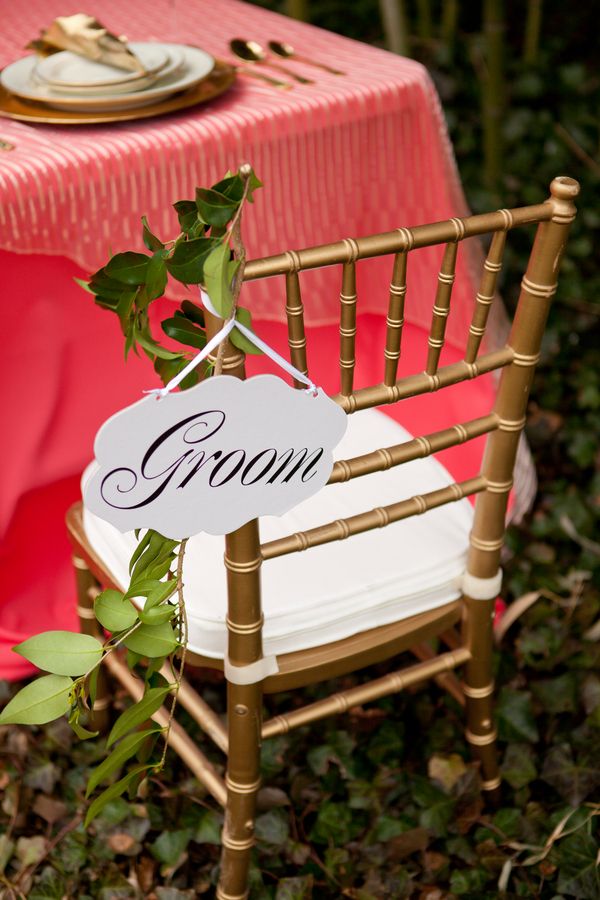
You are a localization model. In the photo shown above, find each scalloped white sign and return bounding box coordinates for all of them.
[84,375,348,539]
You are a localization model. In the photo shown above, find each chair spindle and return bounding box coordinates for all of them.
[465,230,506,364]
[426,241,458,376]
[285,270,309,388]
[384,251,408,386]
[339,260,358,396]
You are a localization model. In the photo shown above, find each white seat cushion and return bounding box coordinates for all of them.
[83,408,473,659]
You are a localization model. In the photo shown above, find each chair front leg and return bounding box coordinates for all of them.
[73,555,111,732]
[462,594,501,800]
[217,681,262,900]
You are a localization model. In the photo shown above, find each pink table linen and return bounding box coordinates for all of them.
[0,0,528,679]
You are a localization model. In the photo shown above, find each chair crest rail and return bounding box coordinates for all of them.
[243,203,552,281]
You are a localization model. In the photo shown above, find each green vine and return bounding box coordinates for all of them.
[0,165,262,826]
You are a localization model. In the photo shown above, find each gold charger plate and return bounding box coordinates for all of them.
[0,59,235,125]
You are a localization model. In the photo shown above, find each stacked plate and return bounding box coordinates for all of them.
[0,42,215,113]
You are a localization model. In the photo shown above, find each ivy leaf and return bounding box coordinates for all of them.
[195,187,238,228]
[94,589,138,633]
[84,765,151,828]
[161,315,206,349]
[105,251,150,285]
[166,236,219,284]
[13,631,103,676]
[123,622,179,658]
[203,242,239,318]
[173,199,203,236]
[496,687,539,742]
[86,727,162,796]
[556,832,600,899]
[541,743,600,805]
[141,215,165,251]
[0,674,73,725]
[145,251,168,302]
[150,828,192,866]
[230,306,263,355]
[107,685,173,747]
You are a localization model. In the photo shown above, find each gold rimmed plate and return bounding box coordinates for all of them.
[0,59,235,125]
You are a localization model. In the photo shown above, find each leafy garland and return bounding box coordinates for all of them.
[0,165,262,826]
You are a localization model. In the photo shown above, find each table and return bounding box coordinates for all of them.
[0,0,528,679]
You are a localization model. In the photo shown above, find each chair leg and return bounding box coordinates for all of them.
[73,555,111,732]
[217,681,262,900]
[462,595,501,800]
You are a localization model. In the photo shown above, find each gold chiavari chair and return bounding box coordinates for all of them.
[67,176,579,900]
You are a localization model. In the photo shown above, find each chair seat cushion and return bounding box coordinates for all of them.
[83,408,473,659]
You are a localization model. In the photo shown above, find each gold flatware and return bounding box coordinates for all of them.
[232,63,292,90]
[229,39,313,85]
[268,40,345,75]
[0,137,15,150]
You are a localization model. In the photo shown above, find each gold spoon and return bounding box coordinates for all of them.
[232,63,292,91]
[230,39,313,84]
[268,40,345,75]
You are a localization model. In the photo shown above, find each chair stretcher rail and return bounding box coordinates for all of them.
[260,474,487,560]
[261,647,471,737]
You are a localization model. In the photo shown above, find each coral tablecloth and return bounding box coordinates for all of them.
[0,0,522,679]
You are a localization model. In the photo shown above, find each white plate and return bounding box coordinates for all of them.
[36,47,185,96]
[36,43,169,89]
[0,44,215,112]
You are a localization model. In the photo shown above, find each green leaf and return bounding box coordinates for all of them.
[150,829,192,866]
[141,215,165,251]
[194,809,224,844]
[211,173,246,203]
[161,315,206,348]
[166,236,219,284]
[556,832,600,899]
[84,765,151,827]
[154,354,199,391]
[202,242,240,318]
[105,251,150,285]
[124,622,179,658]
[107,685,172,747]
[255,810,290,846]
[95,589,138,633]
[129,533,178,584]
[89,266,135,299]
[74,276,95,294]
[230,306,263,355]
[179,299,205,326]
[173,199,203,236]
[129,529,154,575]
[139,603,176,626]
[127,578,177,606]
[70,718,100,740]
[541,743,600,805]
[133,322,180,361]
[86,727,161,796]
[496,687,539,742]
[13,631,103,676]
[195,187,238,228]
[500,743,537,789]
[0,674,73,725]
[145,252,168,301]
[309,803,354,845]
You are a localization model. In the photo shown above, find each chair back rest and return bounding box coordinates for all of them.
[204,177,579,663]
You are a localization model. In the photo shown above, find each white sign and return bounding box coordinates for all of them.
[84,375,348,540]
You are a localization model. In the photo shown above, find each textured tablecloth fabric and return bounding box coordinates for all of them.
[0,0,533,679]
